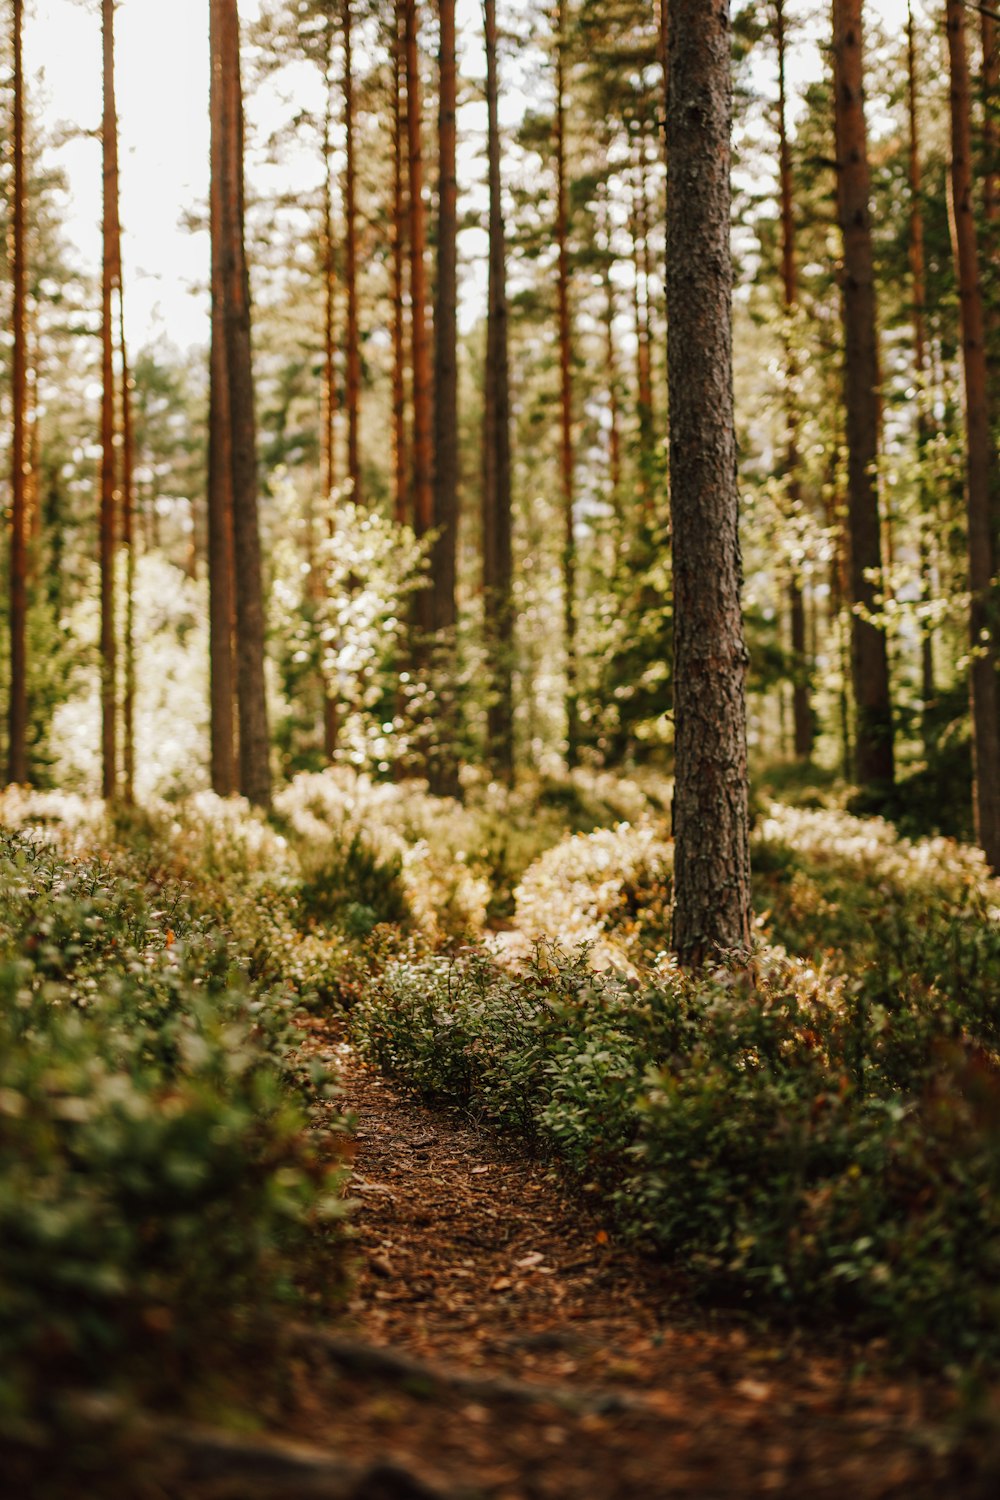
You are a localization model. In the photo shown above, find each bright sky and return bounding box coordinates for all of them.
[27,0,914,355]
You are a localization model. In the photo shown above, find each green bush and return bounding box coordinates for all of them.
[354,944,1000,1367]
[0,830,347,1438]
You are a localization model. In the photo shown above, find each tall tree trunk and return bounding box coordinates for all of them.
[946,0,1000,870]
[832,0,894,795]
[775,0,812,760]
[428,0,460,791]
[667,0,751,965]
[403,0,434,632]
[555,0,578,765]
[601,193,622,526]
[391,5,408,527]
[343,0,362,503]
[100,0,121,801]
[8,0,27,786]
[321,10,339,762]
[212,0,271,809]
[322,10,337,504]
[483,0,514,780]
[119,289,136,806]
[982,6,999,414]
[907,1,936,731]
[208,0,238,796]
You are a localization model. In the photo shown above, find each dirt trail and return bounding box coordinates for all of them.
[266,1030,994,1500]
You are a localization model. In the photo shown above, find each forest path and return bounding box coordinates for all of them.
[263,1024,990,1500]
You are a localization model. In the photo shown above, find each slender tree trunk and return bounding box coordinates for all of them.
[403,0,434,634]
[343,0,362,503]
[119,289,136,806]
[775,0,812,760]
[832,0,894,795]
[483,0,514,780]
[601,196,622,525]
[982,7,999,410]
[667,0,751,965]
[321,11,339,761]
[391,6,408,527]
[8,0,27,786]
[906,1,936,733]
[322,11,337,504]
[100,0,121,801]
[946,0,1000,870]
[433,0,458,640]
[555,0,578,765]
[212,0,270,808]
[208,0,238,795]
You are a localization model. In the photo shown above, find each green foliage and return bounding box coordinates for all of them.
[0,828,347,1438]
[355,941,1000,1367]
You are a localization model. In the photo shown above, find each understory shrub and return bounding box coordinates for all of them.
[355,944,1000,1367]
[0,828,347,1439]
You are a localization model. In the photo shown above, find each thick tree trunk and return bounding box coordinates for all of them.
[343,0,362,504]
[775,0,813,761]
[483,0,514,781]
[391,8,408,527]
[832,0,894,795]
[402,0,433,541]
[946,0,1000,870]
[555,0,578,765]
[100,0,121,801]
[212,0,271,809]
[208,0,238,796]
[906,2,936,732]
[667,0,752,965]
[8,0,27,787]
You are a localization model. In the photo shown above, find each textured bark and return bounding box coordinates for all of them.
[555,0,578,765]
[667,0,752,965]
[343,0,362,503]
[907,2,936,727]
[212,0,271,808]
[832,0,894,795]
[776,0,812,760]
[946,0,1000,870]
[483,0,514,780]
[100,0,121,801]
[208,0,238,796]
[8,0,27,786]
[391,6,409,527]
[403,0,434,577]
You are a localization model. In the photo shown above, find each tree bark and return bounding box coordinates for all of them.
[8,0,27,787]
[211,0,271,809]
[555,0,578,765]
[208,0,238,796]
[343,0,362,503]
[667,0,752,965]
[483,0,514,781]
[403,0,434,639]
[433,0,459,642]
[946,0,1000,870]
[100,0,121,801]
[391,6,409,527]
[906,1,936,731]
[831,0,894,795]
[775,0,812,760]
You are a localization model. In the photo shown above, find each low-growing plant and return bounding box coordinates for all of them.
[354,943,1000,1368]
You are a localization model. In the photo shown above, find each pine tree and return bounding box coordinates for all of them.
[8,0,28,787]
[667,0,751,964]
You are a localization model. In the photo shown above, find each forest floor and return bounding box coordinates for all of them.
[179,1017,996,1500]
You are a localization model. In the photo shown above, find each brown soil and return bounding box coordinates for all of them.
[264,1031,998,1500]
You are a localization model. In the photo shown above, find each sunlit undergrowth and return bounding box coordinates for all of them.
[355,943,1000,1367]
[0,818,348,1447]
